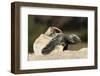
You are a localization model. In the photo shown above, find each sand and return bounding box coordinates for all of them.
[28,48,87,61]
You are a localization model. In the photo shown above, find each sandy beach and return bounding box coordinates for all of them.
[28,48,87,61]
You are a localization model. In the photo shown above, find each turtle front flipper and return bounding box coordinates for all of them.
[42,35,63,55]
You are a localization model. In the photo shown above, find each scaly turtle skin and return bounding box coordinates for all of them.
[42,34,81,55]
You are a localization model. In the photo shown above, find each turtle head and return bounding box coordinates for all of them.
[68,34,81,44]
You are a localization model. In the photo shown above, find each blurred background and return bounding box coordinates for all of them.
[28,15,88,53]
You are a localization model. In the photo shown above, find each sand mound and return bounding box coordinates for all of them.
[28,48,87,61]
